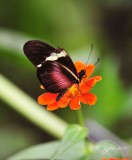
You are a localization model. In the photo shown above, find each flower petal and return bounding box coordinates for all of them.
[78,93,97,105]
[38,92,58,105]
[74,62,94,79]
[58,97,69,108]
[69,98,81,110]
[80,78,96,93]
[92,76,102,82]
[74,61,85,73]
[47,102,59,111]
[85,64,94,78]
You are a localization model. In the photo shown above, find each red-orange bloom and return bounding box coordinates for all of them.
[38,61,102,111]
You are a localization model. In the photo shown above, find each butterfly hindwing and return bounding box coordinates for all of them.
[37,61,77,93]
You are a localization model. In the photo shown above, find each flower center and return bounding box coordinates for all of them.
[67,84,80,98]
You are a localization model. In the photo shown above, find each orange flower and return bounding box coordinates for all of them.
[38,61,102,111]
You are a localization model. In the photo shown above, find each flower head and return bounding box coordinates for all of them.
[38,61,102,111]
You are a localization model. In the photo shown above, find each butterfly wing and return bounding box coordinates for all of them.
[23,40,55,66]
[23,40,79,93]
[24,40,77,74]
[37,61,76,93]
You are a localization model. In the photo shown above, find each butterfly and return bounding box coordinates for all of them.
[23,40,87,101]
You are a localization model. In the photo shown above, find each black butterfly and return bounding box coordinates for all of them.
[23,40,86,101]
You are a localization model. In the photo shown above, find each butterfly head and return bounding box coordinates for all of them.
[78,69,87,82]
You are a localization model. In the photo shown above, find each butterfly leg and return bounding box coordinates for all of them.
[56,88,68,101]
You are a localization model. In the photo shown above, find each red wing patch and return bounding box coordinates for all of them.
[37,61,74,93]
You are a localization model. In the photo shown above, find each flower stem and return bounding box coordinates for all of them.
[76,108,84,126]
[76,108,89,156]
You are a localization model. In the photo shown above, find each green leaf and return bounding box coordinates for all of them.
[51,124,88,159]
[92,140,123,159]
[8,141,85,160]
[7,125,88,160]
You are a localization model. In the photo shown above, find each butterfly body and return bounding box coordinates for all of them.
[23,40,86,101]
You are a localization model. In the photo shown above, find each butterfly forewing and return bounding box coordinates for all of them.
[23,40,55,66]
[56,54,78,77]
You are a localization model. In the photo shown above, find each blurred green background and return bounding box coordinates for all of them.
[0,0,132,159]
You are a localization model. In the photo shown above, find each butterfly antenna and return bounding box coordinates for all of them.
[94,58,100,66]
[75,84,89,105]
[84,44,93,68]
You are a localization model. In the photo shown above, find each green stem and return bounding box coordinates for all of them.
[0,74,68,138]
[76,107,84,126]
[76,108,89,155]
